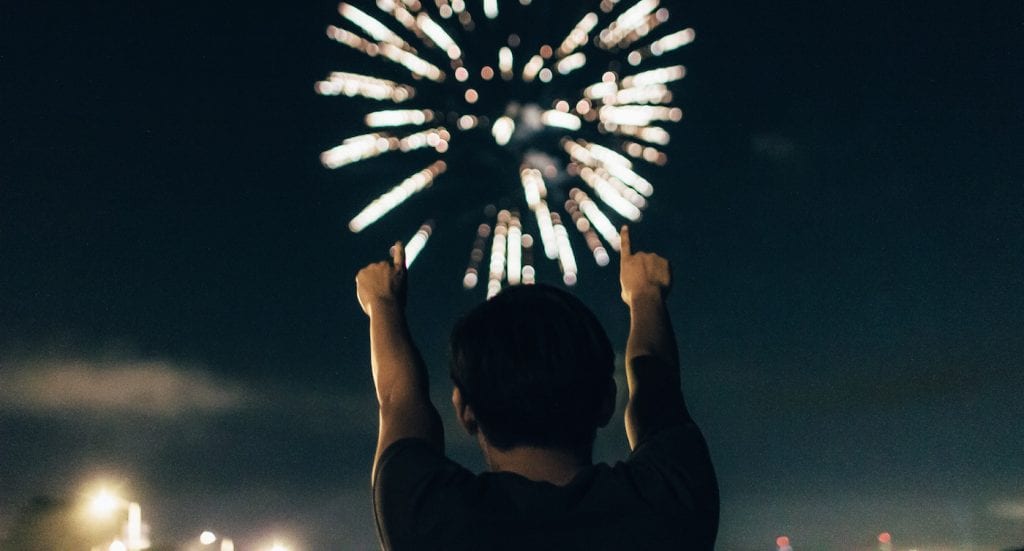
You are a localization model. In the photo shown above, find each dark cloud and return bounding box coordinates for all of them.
[0,359,249,417]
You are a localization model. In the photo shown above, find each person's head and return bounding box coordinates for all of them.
[449,284,616,453]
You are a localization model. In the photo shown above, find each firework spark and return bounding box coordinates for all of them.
[317,0,694,294]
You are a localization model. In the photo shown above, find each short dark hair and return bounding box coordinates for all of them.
[449,284,615,451]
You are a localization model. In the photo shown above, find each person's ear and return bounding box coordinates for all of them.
[452,387,478,435]
[597,378,617,428]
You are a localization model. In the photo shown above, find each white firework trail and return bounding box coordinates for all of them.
[316,0,695,293]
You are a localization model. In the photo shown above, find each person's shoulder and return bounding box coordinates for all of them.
[629,422,703,457]
[374,439,479,549]
[615,423,718,517]
[375,438,471,494]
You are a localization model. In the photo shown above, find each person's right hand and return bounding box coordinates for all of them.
[619,226,671,305]
[356,241,407,317]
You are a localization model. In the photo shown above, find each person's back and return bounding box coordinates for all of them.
[356,226,718,549]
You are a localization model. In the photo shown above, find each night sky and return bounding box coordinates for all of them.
[2,1,1023,550]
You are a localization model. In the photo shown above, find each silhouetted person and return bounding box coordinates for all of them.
[356,226,718,550]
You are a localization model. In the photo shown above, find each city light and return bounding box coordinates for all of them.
[90,490,120,518]
[85,486,148,550]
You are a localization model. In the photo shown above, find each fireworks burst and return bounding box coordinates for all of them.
[317,0,695,297]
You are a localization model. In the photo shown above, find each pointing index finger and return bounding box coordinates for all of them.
[392,241,406,270]
[619,225,631,257]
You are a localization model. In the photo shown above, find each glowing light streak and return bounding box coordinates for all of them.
[375,0,422,38]
[571,188,622,252]
[566,141,649,206]
[416,12,463,59]
[521,55,545,82]
[521,169,558,259]
[364,109,434,127]
[612,124,670,145]
[565,196,610,266]
[327,22,440,79]
[398,126,451,151]
[594,167,647,208]
[563,139,597,167]
[487,211,510,298]
[552,214,578,285]
[379,43,446,81]
[492,116,515,146]
[623,140,668,165]
[315,71,415,102]
[499,47,514,80]
[583,81,618,100]
[463,223,491,289]
[609,84,672,105]
[578,166,643,221]
[325,25,383,58]
[321,133,397,169]
[577,139,655,196]
[555,52,587,76]
[403,222,433,267]
[597,159,654,196]
[614,10,669,49]
[598,105,682,126]
[556,13,600,58]
[541,110,582,131]
[521,234,536,284]
[629,27,695,65]
[339,3,415,52]
[586,141,633,168]
[507,216,523,285]
[349,161,447,232]
[621,65,686,88]
[597,0,660,49]
[483,0,498,19]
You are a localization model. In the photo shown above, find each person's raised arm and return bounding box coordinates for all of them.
[356,242,443,483]
[619,226,688,449]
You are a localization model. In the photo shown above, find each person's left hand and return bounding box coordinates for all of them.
[356,241,407,316]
